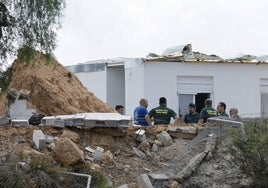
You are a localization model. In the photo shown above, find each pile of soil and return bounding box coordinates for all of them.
[1,50,115,115]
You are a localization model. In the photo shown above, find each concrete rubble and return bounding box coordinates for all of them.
[4,95,243,188]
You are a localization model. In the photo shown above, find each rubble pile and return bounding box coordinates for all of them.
[0,50,115,116]
[0,120,248,187]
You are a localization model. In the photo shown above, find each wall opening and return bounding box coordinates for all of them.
[178,93,210,116]
[107,66,125,111]
[177,76,213,115]
[195,93,210,113]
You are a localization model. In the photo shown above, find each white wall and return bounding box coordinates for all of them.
[76,71,107,102]
[125,66,144,116]
[72,60,268,118]
[107,66,125,110]
[143,62,268,117]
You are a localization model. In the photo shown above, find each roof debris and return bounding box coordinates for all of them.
[145,44,268,63]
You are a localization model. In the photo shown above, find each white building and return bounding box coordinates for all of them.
[66,45,268,118]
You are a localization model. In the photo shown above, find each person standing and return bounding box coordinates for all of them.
[115,105,124,115]
[229,107,241,121]
[198,99,217,124]
[134,98,149,126]
[183,103,200,124]
[217,102,229,117]
[146,97,179,125]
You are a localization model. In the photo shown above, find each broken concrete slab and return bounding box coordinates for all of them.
[148,173,169,188]
[9,99,36,119]
[132,147,146,158]
[73,114,85,127]
[167,125,197,139]
[135,129,146,142]
[40,113,132,129]
[11,119,29,127]
[57,115,74,127]
[176,152,207,182]
[45,135,54,144]
[136,173,154,188]
[85,146,95,153]
[84,113,132,128]
[53,118,65,128]
[41,116,57,126]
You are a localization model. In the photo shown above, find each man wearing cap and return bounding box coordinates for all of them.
[183,103,200,124]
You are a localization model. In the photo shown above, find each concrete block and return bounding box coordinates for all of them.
[148,173,169,188]
[33,130,46,150]
[93,146,104,161]
[84,119,96,128]
[85,146,95,153]
[56,115,74,127]
[136,173,154,188]
[45,135,54,144]
[72,114,85,127]
[11,119,29,127]
[105,120,119,127]
[84,120,106,128]
[41,116,57,126]
[73,118,85,127]
[119,120,130,128]
[135,129,146,142]
[132,147,146,158]
[63,119,73,127]
[53,118,65,128]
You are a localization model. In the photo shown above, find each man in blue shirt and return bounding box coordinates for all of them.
[134,98,148,126]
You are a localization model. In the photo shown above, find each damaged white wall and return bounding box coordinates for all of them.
[143,61,267,117]
[68,59,268,118]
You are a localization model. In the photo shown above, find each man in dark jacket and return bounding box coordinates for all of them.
[183,103,199,124]
[146,97,179,125]
[198,99,217,124]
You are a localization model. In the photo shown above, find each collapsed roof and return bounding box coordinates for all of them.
[145,44,268,63]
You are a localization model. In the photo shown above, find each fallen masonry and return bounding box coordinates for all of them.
[24,116,244,187]
[41,113,132,129]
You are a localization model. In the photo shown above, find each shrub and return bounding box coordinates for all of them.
[229,119,268,187]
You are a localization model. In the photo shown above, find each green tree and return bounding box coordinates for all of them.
[0,0,65,64]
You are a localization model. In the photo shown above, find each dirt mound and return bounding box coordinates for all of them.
[5,51,115,115]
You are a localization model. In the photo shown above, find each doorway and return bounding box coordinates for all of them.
[107,65,125,110]
[195,93,210,113]
[178,93,210,116]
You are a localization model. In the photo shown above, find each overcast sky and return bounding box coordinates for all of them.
[54,0,268,66]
